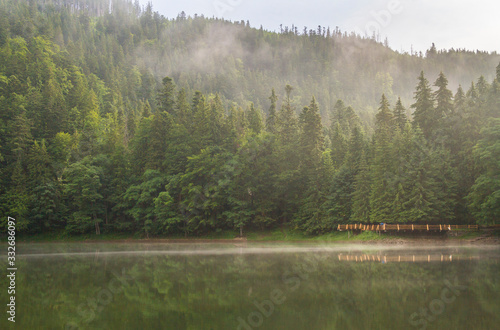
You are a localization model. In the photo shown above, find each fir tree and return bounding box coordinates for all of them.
[266,88,278,133]
[393,97,407,132]
[247,102,263,135]
[350,151,370,223]
[411,71,436,140]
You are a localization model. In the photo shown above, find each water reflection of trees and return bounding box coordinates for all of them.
[6,251,500,329]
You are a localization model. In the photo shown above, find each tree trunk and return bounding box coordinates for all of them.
[95,221,100,235]
[105,202,108,225]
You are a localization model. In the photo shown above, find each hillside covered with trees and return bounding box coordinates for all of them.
[0,0,499,236]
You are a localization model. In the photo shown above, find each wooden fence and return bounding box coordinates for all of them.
[337,224,479,232]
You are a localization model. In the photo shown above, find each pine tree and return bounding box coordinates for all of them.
[411,71,436,140]
[277,85,298,145]
[466,119,500,224]
[27,139,52,186]
[433,72,454,145]
[157,76,176,114]
[147,110,173,171]
[434,72,454,118]
[176,88,191,127]
[275,85,300,225]
[299,97,324,163]
[329,121,348,168]
[375,94,394,144]
[141,100,152,118]
[431,147,457,222]
[345,124,366,173]
[369,94,395,223]
[296,149,335,233]
[454,85,466,112]
[330,99,350,136]
[79,102,100,158]
[207,94,227,146]
[64,159,104,235]
[266,88,278,133]
[126,112,137,141]
[402,126,438,223]
[0,7,9,47]
[393,97,407,132]
[350,151,370,223]
[247,102,263,135]
[390,122,413,223]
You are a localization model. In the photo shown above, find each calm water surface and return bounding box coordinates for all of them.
[1,243,499,329]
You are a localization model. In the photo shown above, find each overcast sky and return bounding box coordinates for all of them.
[140,0,499,53]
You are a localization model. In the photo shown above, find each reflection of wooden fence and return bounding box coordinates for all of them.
[337,254,479,263]
[337,224,479,232]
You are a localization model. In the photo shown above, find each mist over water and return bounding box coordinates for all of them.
[2,243,499,329]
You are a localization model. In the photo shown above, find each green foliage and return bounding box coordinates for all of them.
[63,158,104,234]
[411,71,437,140]
[0,0,499,236]
[467,119,500,224]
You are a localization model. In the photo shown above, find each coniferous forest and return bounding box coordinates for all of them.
[0,0,499,237]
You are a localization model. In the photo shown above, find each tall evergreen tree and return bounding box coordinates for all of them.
[467,119,500,224]
[157,76,176,114]
[411,71,436,140]
[147,110,173,171]
[299,97,324,163]
[176,88,189,121]
[350,151,370,223]
[370,94,394,223]
[247,102,263,135]
[393,97,407,132]
[266,88,278,133]
[329,121,348,168]
[434,72,454,118]
[402,126,438,223]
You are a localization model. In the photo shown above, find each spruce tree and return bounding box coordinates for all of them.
[374,94,393,144]
[454,85,466,112]
[157,77,176,114]
[266,88,278,133]
[299,97,324,162]
[176,88,191,127]
[329,121,348,168]
[402,126,438,223]
[411,71,436,140]
[350,151,370,223]
[434,72,454,118]
[390,122,413,223]
[393,97,407,132]
[369,94,395,223]
[466,119,500,224]
[247,102,263,135]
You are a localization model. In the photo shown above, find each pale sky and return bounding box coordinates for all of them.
[140,0,499,53]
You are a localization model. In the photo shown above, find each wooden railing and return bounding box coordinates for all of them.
[337,253,480,263]
[337,224,479,231]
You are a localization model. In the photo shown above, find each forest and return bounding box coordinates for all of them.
[0,0,499,236]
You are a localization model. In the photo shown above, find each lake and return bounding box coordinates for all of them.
[2,242,499,329]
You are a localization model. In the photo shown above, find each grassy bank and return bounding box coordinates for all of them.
[7,227,447,243]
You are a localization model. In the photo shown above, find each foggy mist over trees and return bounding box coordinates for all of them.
[0,0,499,236]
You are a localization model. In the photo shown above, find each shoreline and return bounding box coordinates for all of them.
[11,231,500,246]
[5,226,499,245]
